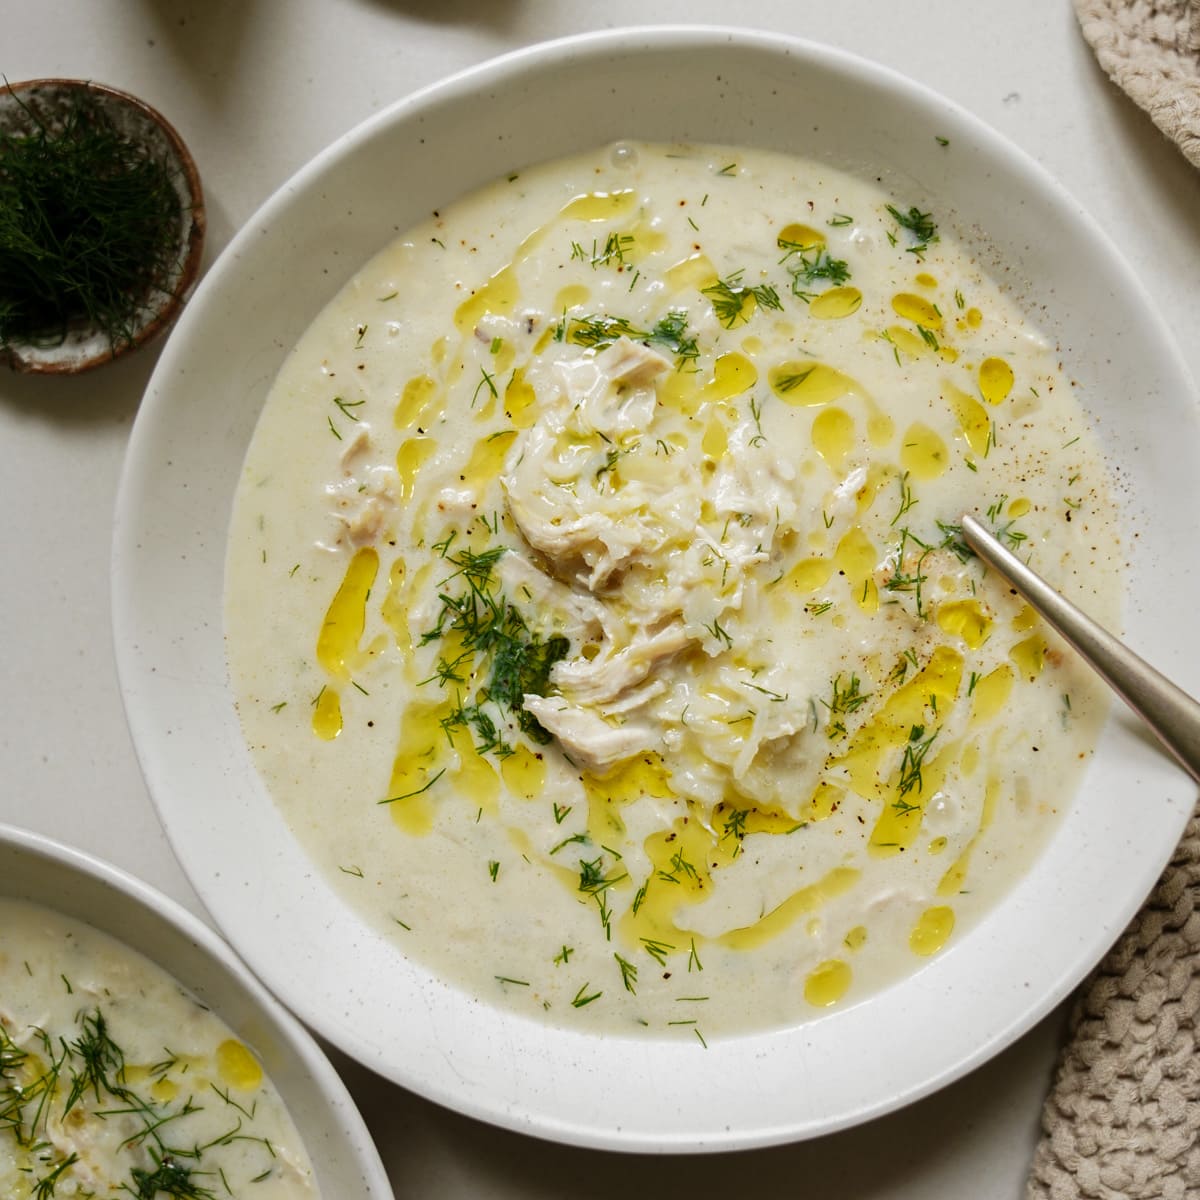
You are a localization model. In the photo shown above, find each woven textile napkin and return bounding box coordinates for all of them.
[1072,0,1200,167]
[1026,806,1200,1198]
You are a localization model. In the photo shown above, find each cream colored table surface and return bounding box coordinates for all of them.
[3,2,1198,1196]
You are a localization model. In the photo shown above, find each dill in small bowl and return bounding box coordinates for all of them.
[0,79,205,374]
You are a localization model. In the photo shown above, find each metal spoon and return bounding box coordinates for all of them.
[959,513,1200,786]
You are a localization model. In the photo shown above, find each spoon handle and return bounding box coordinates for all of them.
[960,513,1200,786]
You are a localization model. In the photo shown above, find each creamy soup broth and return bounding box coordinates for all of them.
[226,141,1120,1037]
[0,899,318,1197]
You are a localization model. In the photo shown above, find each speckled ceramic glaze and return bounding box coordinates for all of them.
[0,79,205,374]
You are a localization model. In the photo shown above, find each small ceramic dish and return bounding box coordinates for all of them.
[0,79,205,374]
[0,822,391,1197]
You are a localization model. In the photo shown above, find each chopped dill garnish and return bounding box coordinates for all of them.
[421,545,568,751]
[614,953,638,994]
[897,724,938,797]
[556,309,698,366]
[886,203,939,257]
[777,236,851,300]
[823,673,872,737]
[572,984,602,1007]
[701,270,782,328]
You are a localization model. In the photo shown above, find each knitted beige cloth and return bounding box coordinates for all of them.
[1027,806,1200,1198]
[1072,0,1200,168]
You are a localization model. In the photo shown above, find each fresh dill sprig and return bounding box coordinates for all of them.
[0,87,185,354]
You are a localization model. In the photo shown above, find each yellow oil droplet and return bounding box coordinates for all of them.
[899,421,949,480]
[809,286,863,320]
[658,368,702,416]
[1012,604,1039,632]
[311,686,342,741]
[504,368,537,429]
[936,599,993,649]
[834,525,877,606]
[835,528,883,614]
[910,906,955,956]
[970,664,1014,725]
[966,306,983,328]
[454,264,519,333]
[553,283,591,314]
[1008,496,1031,518]
[665,251,719,291]
[701,352,757,402]
[942,379,990,457]
[801,780,844,822]
[451,737,499,812]
[914,272,938,289]
[769,362,860,407]
[150,1077,179,1103]
[961,741,980,776]
[701,414,728,459]
[621,814,713,947]
[804,959,852,1008]
[854,462,892,513]
[938,775,1002,898]
[386,699,451,834]
[216,1040,263,1091]
[866,403,895,447]
[812,406,856,470]
[928,835,948,855]
[395,374,441,431]
[722,867,860,950]
[560,189,637,222]
[833,646,962,800]
[844,925,868,951]
[500,744,546,800]
[380,559,410,653]
[1011,634,1047,680]
[884,325,931,359]
[629,218,667,256]
[491,340,515,375]
[979,356,1014,405]
[892,292,943,330]
[777,222,825,250]
[396,437,435,502]
[316,546,379,680]
[460,430,518,496]
[736,805,796,842]
[781,556,834,594]
[585,753,674,828]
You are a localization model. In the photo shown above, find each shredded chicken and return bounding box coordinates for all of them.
[321,423,400,548]
[522,694,659,774]
[500,336,810,786]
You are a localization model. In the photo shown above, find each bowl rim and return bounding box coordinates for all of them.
[0,77,207,375]
[0,821,392,1197]
[113,23,1200,1153]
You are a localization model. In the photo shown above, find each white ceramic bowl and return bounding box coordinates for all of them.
[113,27,1200,1151]
[0,823,391,1197]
